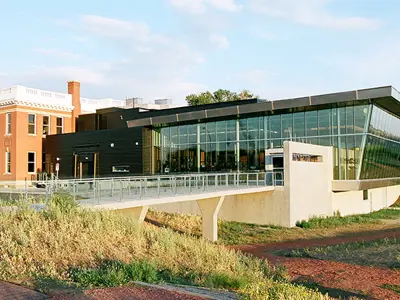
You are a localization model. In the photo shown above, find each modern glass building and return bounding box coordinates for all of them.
[145,87,400,180]
[46,85,400,182]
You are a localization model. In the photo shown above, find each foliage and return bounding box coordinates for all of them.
[296,209,400,229]
[240,279,329,300]
[278,238,400,268]
[186,89,256,106]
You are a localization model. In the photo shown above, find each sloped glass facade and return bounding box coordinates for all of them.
[360,105,400,179]
[153,103,379,180]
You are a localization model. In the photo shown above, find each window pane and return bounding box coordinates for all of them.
[282,114,292,139]
[56,117,63,126]
[28,114,35,124]
[293,112,305,140]
[305,111,318,137]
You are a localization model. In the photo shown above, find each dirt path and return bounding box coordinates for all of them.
[234,227,400,300]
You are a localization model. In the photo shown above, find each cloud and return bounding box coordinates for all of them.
[169,0,242,14]
[209,33,229,49]
[5,15,207,106]
[32,48,80,60]
[249,0,380,30]
[233,69,273,85]
[82,15,150,40]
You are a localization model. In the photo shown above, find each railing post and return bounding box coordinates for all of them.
[257,174,259,186]
[111,178,114,197]
[120,179,123,201]
[247,174,249,187]
[189,175,191,194]
[215,175,218,191]
[157,178,160,197]
[24,178,28,203]
[45,183,49,205]
[139,179,143,199]
[73,181,76,202]
[202,175,205,192]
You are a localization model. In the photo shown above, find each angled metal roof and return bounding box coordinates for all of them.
[126,86,400,128]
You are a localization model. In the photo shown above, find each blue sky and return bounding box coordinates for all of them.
[0,0,399,105]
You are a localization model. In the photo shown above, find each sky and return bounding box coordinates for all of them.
[0,0,399,106]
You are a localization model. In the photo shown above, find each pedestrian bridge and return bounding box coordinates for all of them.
[54,172,278,241]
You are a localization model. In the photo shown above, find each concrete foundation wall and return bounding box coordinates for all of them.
[332,185,400,216]
[152,188,289,227]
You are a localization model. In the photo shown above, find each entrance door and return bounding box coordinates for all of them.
[272,155,284,186]
[75,153,98,179]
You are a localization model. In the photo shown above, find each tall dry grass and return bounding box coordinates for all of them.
[0,197,328,299]
[0,202,263,285]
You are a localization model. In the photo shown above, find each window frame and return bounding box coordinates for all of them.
[56,117,63,134]
[28,114,36,135]
[42,115,50,136]
[6,112,11,135]
[27,151,36,174]
[5,152,11,174]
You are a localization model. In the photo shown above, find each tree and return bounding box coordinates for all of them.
[186,89,256,106]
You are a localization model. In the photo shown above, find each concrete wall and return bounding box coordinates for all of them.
[284,141,333,226]
[152,188,289,227]
[332,185,400,216]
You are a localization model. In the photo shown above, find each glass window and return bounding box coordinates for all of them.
[305,111,318,137]
[217,121,226,142]
[188,125,197,144]
[5,152,10,173]
[247,118,259,140]
[354,105,369,134]
[338,107,346,135]
[56,117,63,134]
[43,116,50,135]
[293,112,305,140]
[170,127,178,145]
[206,122,216,142]
[346,106,354,134]
[28,152,36,173]
[179,125,187,144]
[226,120,236,141]
[6,113,11,135]
[282,114,293,139]
[28,114,36,135]
[318,110,331,136]
[239,119,247,141]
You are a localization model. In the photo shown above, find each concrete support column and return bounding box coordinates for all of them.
[115,206,149,223]
[197,196,225,242]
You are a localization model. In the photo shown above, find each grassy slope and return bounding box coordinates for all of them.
[147,209,400,246]
[0,196,327,300]
[277,238,400,268]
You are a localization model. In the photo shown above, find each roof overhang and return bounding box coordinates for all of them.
[332,177,400,191]
[126,86,400,128]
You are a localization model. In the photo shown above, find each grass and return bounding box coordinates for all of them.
[147,209,400,246]
[382,284,400,295]
[276,237,400,268]
[0,194,328,299]
[296,209,400,229]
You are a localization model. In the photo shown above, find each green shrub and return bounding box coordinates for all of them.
[240,279,329,300]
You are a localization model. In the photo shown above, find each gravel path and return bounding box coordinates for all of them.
[234,227,400,300]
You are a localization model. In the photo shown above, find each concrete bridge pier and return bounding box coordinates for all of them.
[197,196,225,242]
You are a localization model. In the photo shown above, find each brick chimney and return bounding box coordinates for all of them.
[68,81,81,132]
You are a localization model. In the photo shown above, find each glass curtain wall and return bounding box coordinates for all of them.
[360,105,400,179]
[154,104,370,179]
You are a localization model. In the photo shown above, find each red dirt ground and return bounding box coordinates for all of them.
[49,285,206,300]
[234,227,400,300]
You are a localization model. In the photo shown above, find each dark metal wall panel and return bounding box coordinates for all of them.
[177,110,207,122]
[206,106,238,118]
[151,114,178,125]
[127,118,152,128]
[311,91,357,106]
[357,86,392,100]
[273,97,309,111]
[45,127,143,179]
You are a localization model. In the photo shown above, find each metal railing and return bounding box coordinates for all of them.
[0,171,284,205]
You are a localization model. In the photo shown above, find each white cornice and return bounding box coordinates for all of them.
[0,99,74,112]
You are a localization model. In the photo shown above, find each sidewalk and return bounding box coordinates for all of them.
[0,281,47,300]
